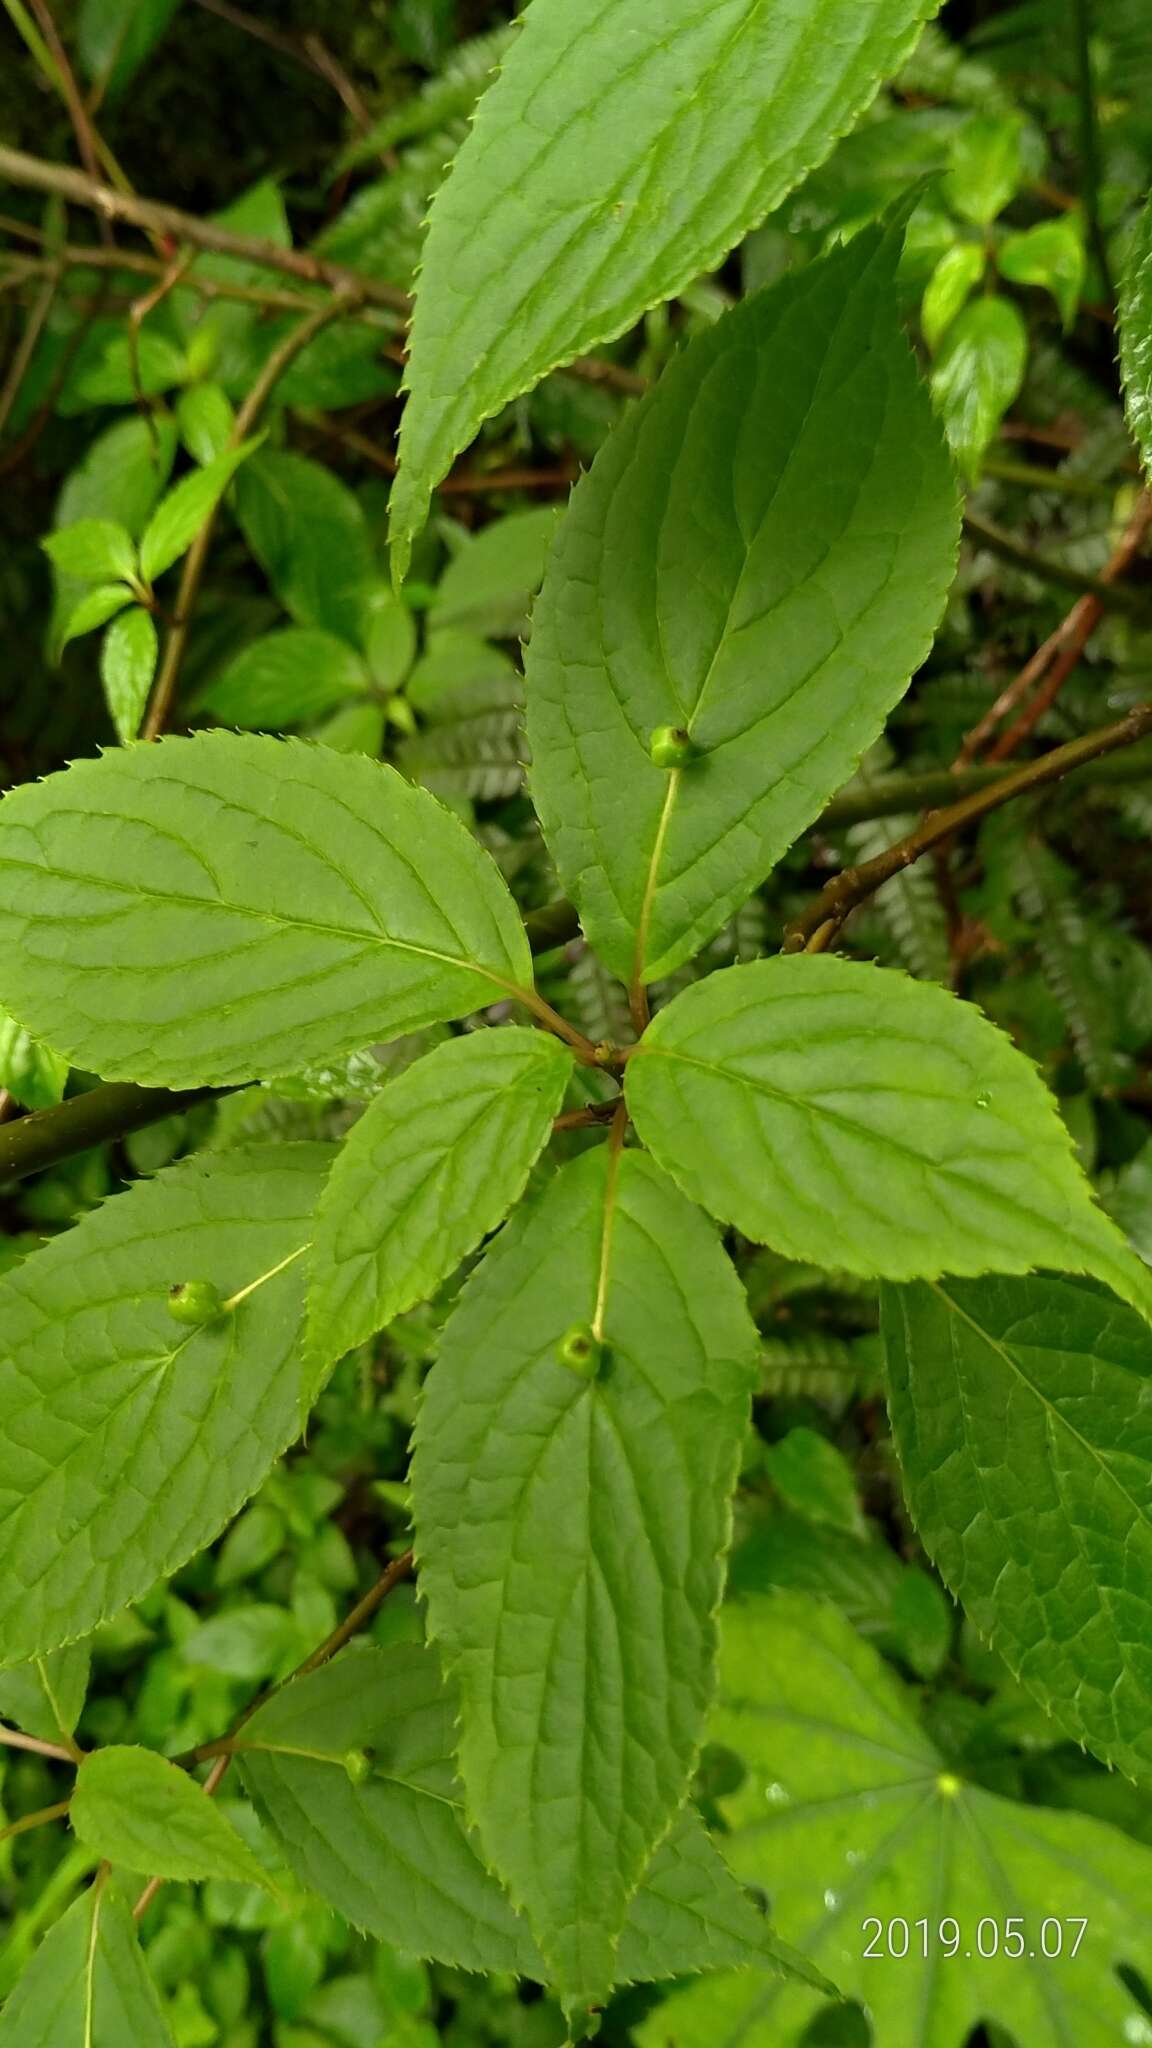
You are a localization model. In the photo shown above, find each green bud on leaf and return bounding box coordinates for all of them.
[167,1279,226,1327]
[649,725,700,770]
[343,1749,372,1785]
[557,1322,603,1380]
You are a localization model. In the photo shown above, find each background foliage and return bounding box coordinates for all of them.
[2,0,1152,2043]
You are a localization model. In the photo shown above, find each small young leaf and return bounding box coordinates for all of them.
[944,112,1025,225]
[999,217,1085,327]
[72,1746,272,1887]
[56,582,134,651]
[884,1272,1152,1782]
[307,1027,573,1375]
[363,587,418,692]
[0,1144,328,1666]
[0,732,532,1087]
[526,224,958,984]
[100,606,158,743]
[234,452,376,647]
[624,955,1152,1320]
[138,438,261,584]
[640,1593,1152,2048]
[412,1148,758,2001]
[390,0,944,568]
[0,1004,67,1110]
[1119,192,1152,479]
[238,1639,809,1989]
[921,241,985,350]
[931,295,1027,479]
[41,517,136,583]
[196,628,368,730]
[176,380,237,464]
[0,1884,175,2047]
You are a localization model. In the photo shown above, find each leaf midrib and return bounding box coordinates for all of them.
[1,851,523,997]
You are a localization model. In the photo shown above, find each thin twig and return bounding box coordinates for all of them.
[0,262,59,438]
[142,292,356,740]
[192,0,371,128]
[26,0,114,244]
[1069,0,1114,306]
[0,1723,75,1763]
[0,145,409,313]
[783,703,1152,954]
[959,492,1152,764]
[963,513,1148,615]
[0,1799,71,1846]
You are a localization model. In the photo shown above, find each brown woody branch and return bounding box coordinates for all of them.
[783,703,1152,955]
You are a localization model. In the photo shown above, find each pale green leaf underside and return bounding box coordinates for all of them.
[411,1147,758,2001]
[239,1640,812,1990]
[884,1272,1152,1784]
[639,1593,1152,2048]
[1119,193,1152,480]
[0,732,531,1087]
[0,1885,174,2047]
[0,1144,329,1667]
[390,0,943,567]
[626,955,1152,1319]
[307,1026,572,1373]
[72,1745,272,1887]
[526,225,959,983]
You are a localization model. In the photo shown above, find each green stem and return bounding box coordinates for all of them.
[1069,0,1114,307]
[964,515,1146,614]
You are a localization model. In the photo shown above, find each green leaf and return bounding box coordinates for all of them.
[944,112,1025,224]
[195,628,368,731]
[429,508,561,639]
[1119,193,1152,480]
[41,518,136,583]
[931,294,1027,479]
[363,588,417,692]
[921,241,985,350]
[0,1883,175,2047]
[138,439,261,584]
[390,0,944,568]
[308,1027,572,1374]
[624,955,1152,1321]
[101,608,158,744]
[0,732,532,1088]
[234,452,376,646]
[0,1004,67,1110]
[884,1271,1152,1782]
[176,381,237,464]
[999,216,1085,327]
[72,1746,272,1887]
[77,0,182,96]
[764,1429,864,1537]
[0,1645,90,1745]
[0,1144,329,1665]
[525,225,958,984]
[411,1148,758,2001]
[55,413,177,540]
[56,582,135,652]
[637,1592,1152,2048]
[238,1639,810,1989]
